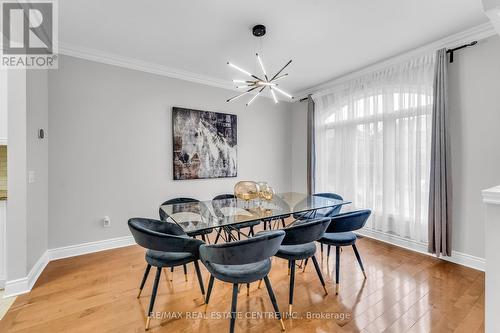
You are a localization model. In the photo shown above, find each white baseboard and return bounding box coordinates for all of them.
[357,228,485,271]
[4,250,49,298]
[3,236,136,298]
[48,236,135,261]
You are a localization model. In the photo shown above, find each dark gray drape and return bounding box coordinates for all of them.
[307,95,315,195]
[428,48,452,257]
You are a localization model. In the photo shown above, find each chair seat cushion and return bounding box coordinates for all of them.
[203,259,271,284]
[319,231,357,246]
[146,250,196,267]
[275,242,317,260]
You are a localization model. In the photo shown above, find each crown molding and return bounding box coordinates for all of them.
[295,22,497,100]
[58,43,291,102]
[59,42,235,91]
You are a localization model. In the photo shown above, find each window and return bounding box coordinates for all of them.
[314,54,435,243]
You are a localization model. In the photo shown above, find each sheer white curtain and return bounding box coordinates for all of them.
[313,53,435,243]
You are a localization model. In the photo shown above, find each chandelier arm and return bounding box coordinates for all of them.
[272,86,293,99]
[246,86,266,106]
[226,86,259,103]
[256,54,269,81]
[251,74,264,82]
[233,80,258,84]
[270,87,279,104]
[270,60,292,81]
[228,62,253,77]
[271,73,288,82]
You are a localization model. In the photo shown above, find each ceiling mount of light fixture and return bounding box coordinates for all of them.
[227,24,293,106]
[252,24,266,37]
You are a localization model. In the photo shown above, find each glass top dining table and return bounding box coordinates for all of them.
[160,192,350,234]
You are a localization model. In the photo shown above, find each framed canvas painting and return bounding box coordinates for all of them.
[172,107,237,180]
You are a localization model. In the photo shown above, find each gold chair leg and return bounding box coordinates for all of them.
[280,318,286,331]
[323,285,329,295]
[137,289,142,298]
[246,283,250,296]
[288,304,293,316]
[335,283,339,295]
[145,317,151,330]
[258,279,262,289]
[184,273,188,282]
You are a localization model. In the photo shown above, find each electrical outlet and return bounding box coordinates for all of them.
[103,216,111,228]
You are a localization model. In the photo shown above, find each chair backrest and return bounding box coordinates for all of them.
[325,210,371,233]
[282,217,331,245]
[212,194,236,201]
[128,218,204,257]
[314,192,344,217]
[199,230,285,265]
[159,197,200,221]
[211,194,236,219]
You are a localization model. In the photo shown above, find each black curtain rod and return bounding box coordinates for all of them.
[447,41,477,63]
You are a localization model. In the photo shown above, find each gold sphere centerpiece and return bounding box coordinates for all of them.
[257,181,275,201]
[234,181,261,201]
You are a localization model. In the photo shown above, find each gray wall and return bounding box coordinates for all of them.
[6,70,28,280]
[290,35,500,259]
[448,35,500,258]
[48,55,293,249]
[290,101,307,194]
[26,70,49,270]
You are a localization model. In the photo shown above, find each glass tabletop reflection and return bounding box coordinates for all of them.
[160,192,350,233]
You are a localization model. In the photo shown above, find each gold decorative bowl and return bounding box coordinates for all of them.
[234,181,260,201]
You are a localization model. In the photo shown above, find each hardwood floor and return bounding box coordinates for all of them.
[0,236,484,333]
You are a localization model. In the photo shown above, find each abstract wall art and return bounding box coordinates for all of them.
[172,107,237,180]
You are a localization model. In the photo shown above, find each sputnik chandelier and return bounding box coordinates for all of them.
[227,25,293,106]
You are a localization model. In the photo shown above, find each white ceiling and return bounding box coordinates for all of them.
[59,0,488,95]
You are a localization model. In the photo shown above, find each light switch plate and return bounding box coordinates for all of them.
[28,171,36,183]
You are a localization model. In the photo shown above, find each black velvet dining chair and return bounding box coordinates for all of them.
[128,218,206,330]
[310,192,344,218]
[159,197,213,279]
[294,192,344,255]
[159,197,213,242]
[318,210,372,295]
[200,230,286,333]
[293,193,344,220]
[274,217,331,315]
[263,214,289,230]
[212,194,260,243]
